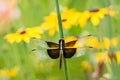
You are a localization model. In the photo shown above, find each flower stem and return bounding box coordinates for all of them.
[55,0,70,80]
[107,15,113,39]
[55,0,64,39]
[107,1,114,52]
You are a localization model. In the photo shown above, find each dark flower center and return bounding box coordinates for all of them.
[20,30,26,34]
[62,19,67,22]
[90,9,99,12]
[108,52,116,61]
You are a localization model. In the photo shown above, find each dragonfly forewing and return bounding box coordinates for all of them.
[47,49,59,59]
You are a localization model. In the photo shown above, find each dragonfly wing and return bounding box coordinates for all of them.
[75,48,86,57]
[31,39,49,49]
[65,40,77,47]
[63,35,94,58]
[77,35,97,47]
[31,39,59,50]
[47,49,59,59]
[74,46,94,58]
[32,49,48,60]
[46,41,59,48]
[64,48,76,58]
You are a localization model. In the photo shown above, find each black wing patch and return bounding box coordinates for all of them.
[65,40,77,47]
[46,41,59,48]
[46,40,77,59]
[63,48,76,58]
[47,49,59,59]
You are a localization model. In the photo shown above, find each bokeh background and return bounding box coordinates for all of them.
[0,0,120,80]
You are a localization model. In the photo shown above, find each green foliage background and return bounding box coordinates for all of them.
[0,0,120,80]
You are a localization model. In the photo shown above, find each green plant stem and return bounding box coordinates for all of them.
[107,1,114,51]
[102,1,119,79]
[107,15,114,50]
[102,0,113,39]
[55,0,64,39]
[55,0,70,80]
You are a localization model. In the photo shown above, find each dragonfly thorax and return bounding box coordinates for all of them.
[59,39,65,50]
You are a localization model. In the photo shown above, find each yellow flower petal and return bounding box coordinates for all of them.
[7,67,19,77]
[103,38,110,49]
[86,37,101,49]
[95,52,110,63]
[112,37,118,47]
[103,37,118,49]
[4,27,43,43]
[90,15,100,26]
[82,61,91,71]
[0,66,19,78]
[4,34,16,44]
[116,51,120,64]
[49,29,55,37]
[79,11,90,28]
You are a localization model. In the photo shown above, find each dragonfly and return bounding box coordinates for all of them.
[32,35,94,69]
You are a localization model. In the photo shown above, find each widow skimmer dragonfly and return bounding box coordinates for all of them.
[32,35,94,69]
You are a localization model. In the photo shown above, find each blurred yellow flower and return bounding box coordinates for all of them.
[116,51,120,64]
[4,27,43,43]
[108,6,117,17]
[0,66,19,78]
[61,9,80,29]
[78,8,107,27]
[82,61,91,71]
[89,6,117,26]
[95,52,110,63]
[78,11,90,28]
[95,51,120,63]
[41,12,58,36]
[6,66,19,78]
[78,6,116,27]
[103,37,118,49]
[89,8,108,26]
[85,37,101,49]
[27,27,43,38]
[41,8,80,36]
[39,6,117,37]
